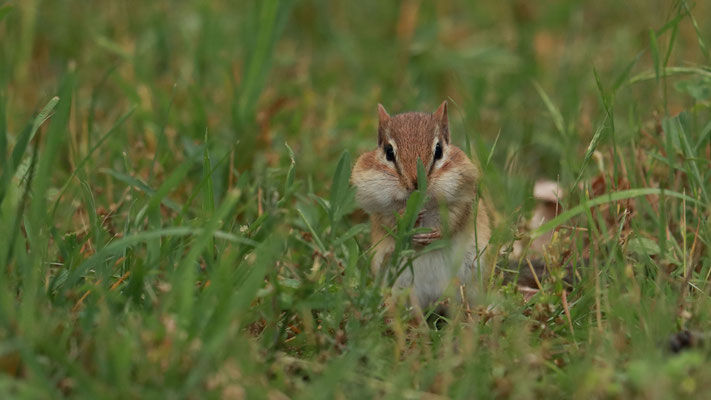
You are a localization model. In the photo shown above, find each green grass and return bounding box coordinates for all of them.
[1,0,711,398]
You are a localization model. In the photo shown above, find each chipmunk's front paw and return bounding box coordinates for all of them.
[415,210,426,227]
[412,229,441,246]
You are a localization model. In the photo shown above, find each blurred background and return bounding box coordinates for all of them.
[2,0,709,218]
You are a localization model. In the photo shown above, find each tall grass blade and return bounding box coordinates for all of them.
[329,150,351,223]
[202,132,216,259]
[626,66,711,85]
[50,106,135,218]
[100,168,182,211]
[21,76,73,342]
[613,51,643,91]
[55,226,257,293]
[533,81,564,137]
[531,188,700,239]
[0,92,6,160]
[682,1,710,62]
[668,113,710,205]
[575,117,607,186]
[12,96,59,170]
[0,97,59,205]
[171,190,241,324]
[649,29,661,82]
[237,0,291,120]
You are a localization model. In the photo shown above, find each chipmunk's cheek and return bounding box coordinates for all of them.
[353,170,404,214]
[430,172,460,203]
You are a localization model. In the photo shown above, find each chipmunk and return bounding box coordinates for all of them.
[350,101,492,311]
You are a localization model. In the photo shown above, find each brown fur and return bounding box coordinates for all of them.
[380,114,430,188]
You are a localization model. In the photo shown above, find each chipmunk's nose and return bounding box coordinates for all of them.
[412,180,418,191]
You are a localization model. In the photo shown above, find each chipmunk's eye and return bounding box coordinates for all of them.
[434,142,443,161]
[384,144,396,162]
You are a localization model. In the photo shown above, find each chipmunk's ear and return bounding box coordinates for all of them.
[377,103,390,146]
[433,100,450,144]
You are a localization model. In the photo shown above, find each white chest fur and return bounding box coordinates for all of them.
[374,209,486,309]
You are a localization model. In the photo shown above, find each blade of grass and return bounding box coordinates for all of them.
[655,10,684,36]
[55,226,257,293]
[4,143,38,272]
[202,131,215,260]
[484,130,500,171]
[50,106,135,219]
[671,114,710,205]
[232,235,281,313]
[22,75,73,343]
[533,81,565,137]
[0,92,6,161]
[232,0,292,168]
[147,152,199,213]
[447,97,474,159]
[15,96,59,169]
[297,207,326,253]
[148,83,176,183]
[612,50,643,91]
[100,168,182,211]
[171,190,241,326]
[649,29,661,83]
[694,120,711,152]
[574,116,608,187]
[329,150,351,224]
[278,142,296,207]
[531,188,700,239]
[178,149,229,221]
[627,66,711,85]
[662,11,680,68]
[87,63,120,141]
[682,0,710,62]
[385,159,429,287]
[0,96,59,205]
[237,0,291,120]
[593,66,618,178]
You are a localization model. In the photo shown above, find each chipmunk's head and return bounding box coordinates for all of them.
[352,101,477,215]
[375,101,450,192]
